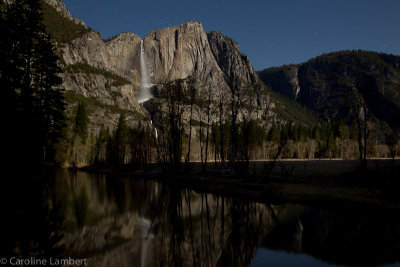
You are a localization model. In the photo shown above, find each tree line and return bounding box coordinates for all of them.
[49,74,400,171]
[74,76,399,174]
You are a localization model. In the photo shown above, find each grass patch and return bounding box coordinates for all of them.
[41,0,90,44]
[64,90,143,119]
[65,62,131,87]
[270,90,317,126]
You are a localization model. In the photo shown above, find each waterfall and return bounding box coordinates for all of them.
[138,40,152,103]
[150,120,158,139]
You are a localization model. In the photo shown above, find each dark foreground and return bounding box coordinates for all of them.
[108,159,400,211]
[1,160,400,266]
[191,160,399,210]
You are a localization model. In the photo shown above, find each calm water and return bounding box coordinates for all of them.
[2,168,400,267]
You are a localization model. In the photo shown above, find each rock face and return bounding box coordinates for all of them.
[61,21,234,104]
[258,65,300,100]
[106,33,142,84]
[258,51,400,130]
[143,21,230,98]
[60,31,143,131]
[62,31,111,69]
[62,31,142,87]
[207,31,272,121]
[207,31,262,91]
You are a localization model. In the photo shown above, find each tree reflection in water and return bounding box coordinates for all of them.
[2,169,400,267]
[150,185,272,267]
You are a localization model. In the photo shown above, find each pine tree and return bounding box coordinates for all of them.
[34,35,66,159]
[385,131,399,161]
[287,123,297,141]
[312,124,321,142]
[1,0,66,168]
[297,124,307,142]
[185,76,197,164]
[267,123,280,143]
[93,126,109,165]
[349,122,358,141]
[114,113,129,165]
[74,102,89,142]
[327,130,337,159]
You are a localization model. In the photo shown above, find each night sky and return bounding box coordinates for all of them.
[63,0,400,70]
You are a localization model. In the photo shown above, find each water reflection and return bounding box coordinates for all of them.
[2,169,400,267]
[261,207,400,266]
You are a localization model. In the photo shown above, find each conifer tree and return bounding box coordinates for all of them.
[1,0,66,168]
[268,123,280,143]
[114,113,129,165]
[74,102,89,142]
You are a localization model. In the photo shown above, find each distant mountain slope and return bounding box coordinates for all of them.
[259,50,400,132]
[40,0,89,43]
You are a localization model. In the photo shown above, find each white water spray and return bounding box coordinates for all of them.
[137,217,154,267]
[138,40,152,104]
[150,120,158,139]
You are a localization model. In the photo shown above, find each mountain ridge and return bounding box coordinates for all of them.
[259,50,400,134]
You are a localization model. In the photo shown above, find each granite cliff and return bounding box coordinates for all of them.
[144,21,228,92]
[56,14,278,131]
[207,31,263,92]
[259,51,400,132]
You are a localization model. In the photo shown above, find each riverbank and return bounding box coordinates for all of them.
[81,159,400,211]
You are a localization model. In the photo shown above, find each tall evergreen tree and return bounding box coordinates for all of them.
[185,76,197,164]
[1,0,66,169]
[74,102,89,142]
[312,124,321,142]
[114,113,129,165]
[268,123,280,143]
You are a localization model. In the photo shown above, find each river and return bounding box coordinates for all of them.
[1,168,400,267]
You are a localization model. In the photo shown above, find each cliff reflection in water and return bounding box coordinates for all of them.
[4,169,400,267]
[53,170,273,266]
